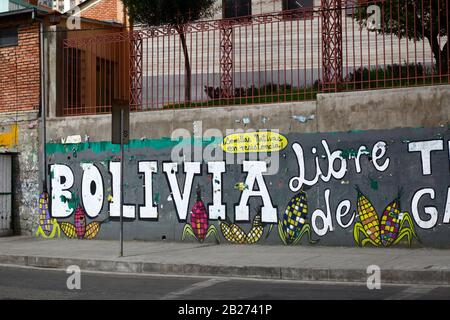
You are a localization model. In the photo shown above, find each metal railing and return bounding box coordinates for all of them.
[61,0,450,116]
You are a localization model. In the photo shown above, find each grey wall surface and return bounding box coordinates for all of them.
[47,126,450,248]
[47,84,450,140]
[43,85,450,247]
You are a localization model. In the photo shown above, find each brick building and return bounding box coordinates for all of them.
[0,0,125,235]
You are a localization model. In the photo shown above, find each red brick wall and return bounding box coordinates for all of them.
[0,25,40,112]
[81,0,121,23]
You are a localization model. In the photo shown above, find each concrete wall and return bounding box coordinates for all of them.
[42,85,450,247]
[0,110,41,235]
[48,85,449,139]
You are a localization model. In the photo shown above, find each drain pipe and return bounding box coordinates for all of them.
[37,11,47,193]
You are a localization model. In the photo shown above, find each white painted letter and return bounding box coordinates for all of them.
[139,161,158,219]
[50,164,74,218]
[443,187,450,224]
[408,140,444,176]
[163,162,201,221]
[109,162,136,218]
[207,161,226,220]
[289,143,320,192]
[321,140,347,182]
[235,161,277,223]
[81,164,103,218]
[336,199,354,228]
[311,189,334,236]
[355,146,370,174]
[372,141,390,172]
[411,188,438,229]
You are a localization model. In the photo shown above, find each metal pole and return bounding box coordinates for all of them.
[120,109,124,257]
[40,21,47,193]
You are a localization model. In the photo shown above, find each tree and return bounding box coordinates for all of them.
[357,0,449,74]
[122,0,216,103]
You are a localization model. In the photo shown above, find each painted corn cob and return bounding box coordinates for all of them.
[353,187,419,247]
[355,186,381,246]
[38,193,53,236]
[220,221,247,244]
[84,221,101,240]
[182,185,219,243]
[380,193,402,247]
[281,190,308,244]
[35,192,60,239]
[60,221,77,239]
[220,211,264,244]
[277,190,316,245]
[246,212,264,244]
[74,206,87,239]
[190,186,208,241]
[60,205,104,240]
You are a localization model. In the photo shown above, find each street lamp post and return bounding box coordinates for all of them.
[112,101,130,257]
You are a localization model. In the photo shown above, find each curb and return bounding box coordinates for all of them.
[0,254,449,285]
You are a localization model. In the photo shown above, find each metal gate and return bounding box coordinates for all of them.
[0,155,12,236]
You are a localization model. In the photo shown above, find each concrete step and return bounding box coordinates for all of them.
[1,253,449,285]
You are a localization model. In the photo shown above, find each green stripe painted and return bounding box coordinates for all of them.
[46,137,220,155]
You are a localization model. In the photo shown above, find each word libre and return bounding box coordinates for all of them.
[50,139,450,235]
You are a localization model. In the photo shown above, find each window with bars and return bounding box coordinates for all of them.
[282,0,314,19]
[222,0,252,18]
[282,0,314,11]
[64,48,84,109]
[96,57,116,109]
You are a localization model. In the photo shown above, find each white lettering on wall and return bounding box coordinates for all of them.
[312,189,335,236]
[372,141,390,172]
[289,143,320,192]
[163,162,201,221]
[411,188,438,229]
[235,161,277,223]
[321,140,347,182]
[207,161,226,220]
[50,164,74,218]
[408,140,444,176]
[109,162,136,218]
[443,187,450,224]
[336,199,354,228]
[138,161,158,219]
[81,163,103,218]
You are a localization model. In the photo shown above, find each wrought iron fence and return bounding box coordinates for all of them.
[61,0,450,116]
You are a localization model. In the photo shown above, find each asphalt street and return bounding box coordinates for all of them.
[0,265,449,300]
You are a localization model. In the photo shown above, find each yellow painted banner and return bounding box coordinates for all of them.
[221,131,288,154]
[0,124,18,149]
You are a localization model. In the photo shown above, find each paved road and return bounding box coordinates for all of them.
[0,265,449,300]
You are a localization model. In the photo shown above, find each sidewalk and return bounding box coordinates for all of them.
[1,236,450,285]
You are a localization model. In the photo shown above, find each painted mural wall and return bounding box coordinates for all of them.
[40,126,450,248]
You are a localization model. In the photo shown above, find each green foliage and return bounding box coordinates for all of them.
[343,63,448,90]
[121,0,216,27]
[355,0,449,72]
[161,62,450,109]
[122,0,216,102]
[163,85,319,109]
[346,63,427,82]
[356,0,448,40]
